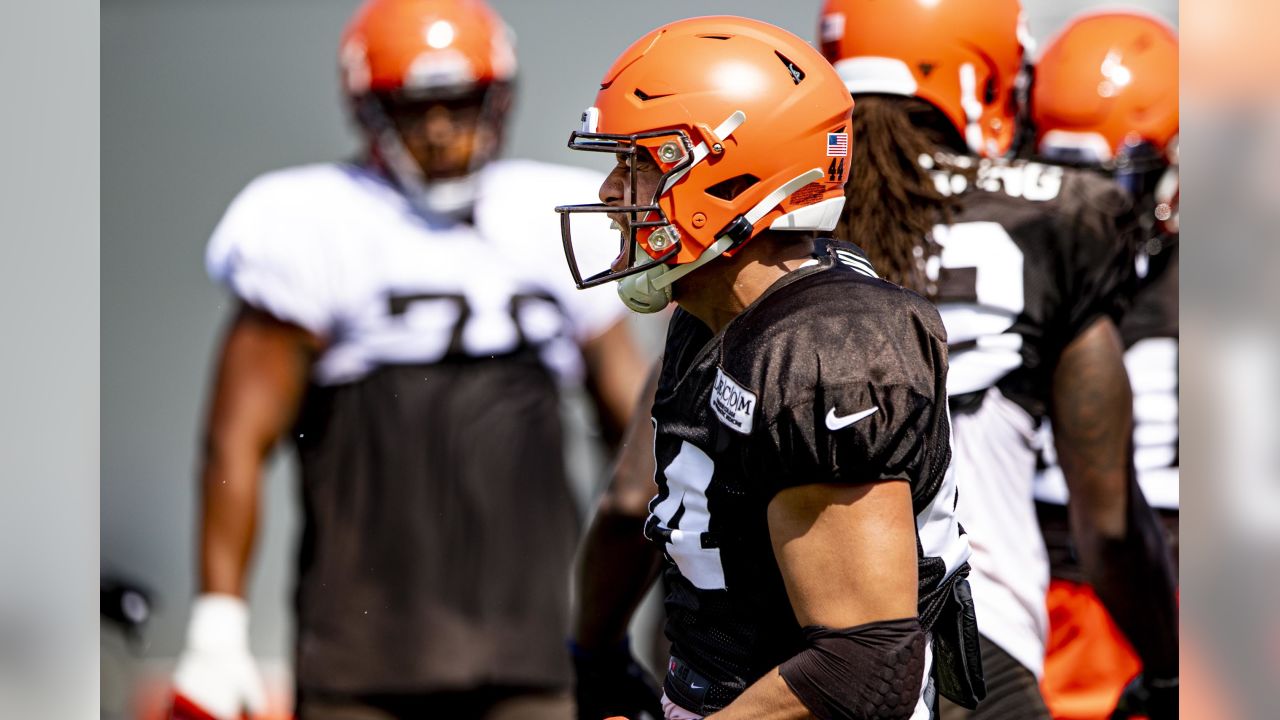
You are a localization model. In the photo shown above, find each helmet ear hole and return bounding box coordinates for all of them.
[705,174,761,201]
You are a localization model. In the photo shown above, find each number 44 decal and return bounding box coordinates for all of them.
[827,157,846,182]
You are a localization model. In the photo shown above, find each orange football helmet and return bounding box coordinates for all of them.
[1032,12,1177,164]
[557,16,854,313]
[818,0,1029,158]
[338,0,516,215]
[1033,12,1178,231]
[339,0,514,99]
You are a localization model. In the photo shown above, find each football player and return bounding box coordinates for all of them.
[1028,12,1180,720]
[558,16,978,720]
[817,1,1178,718]
[168,1,645,719]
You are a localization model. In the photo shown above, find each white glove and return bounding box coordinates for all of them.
[171,594,266,720]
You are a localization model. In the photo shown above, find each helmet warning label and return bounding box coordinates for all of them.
[791,182,826,205]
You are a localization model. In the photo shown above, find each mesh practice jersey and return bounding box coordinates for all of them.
[1035,242,1179,511]
[647,241,969,715]
[926,158,1138,678]
[205,159,625,693]
[1035,241,1179,587]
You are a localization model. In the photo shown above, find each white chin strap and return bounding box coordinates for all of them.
[616,168,825,314]
[616,235,735,313]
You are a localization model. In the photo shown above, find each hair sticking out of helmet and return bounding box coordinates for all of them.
[339,0,517,217]
[556,16,854,313]
[819,0,1028,158]
[837,97,952,295]
[1032,12,1178,234]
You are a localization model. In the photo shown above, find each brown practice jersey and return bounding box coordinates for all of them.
[919,157,1140,678]
[933,158,1139,418]
[1036,239,1180,581]
[647,241,971,713]
[289,351,577,693]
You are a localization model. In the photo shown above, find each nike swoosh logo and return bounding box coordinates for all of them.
[825,405,879,430]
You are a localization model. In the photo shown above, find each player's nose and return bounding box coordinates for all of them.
[599,165,626,206]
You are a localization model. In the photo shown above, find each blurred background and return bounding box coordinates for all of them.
[1180,0,1280,718]
[101,0,1182,716]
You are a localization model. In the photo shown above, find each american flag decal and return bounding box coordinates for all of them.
[826,132,849,157]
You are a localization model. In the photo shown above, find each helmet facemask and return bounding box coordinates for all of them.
[557,121,704,290]
[557,109,790,314]
[354,80,512,218]
[339,0,519,219]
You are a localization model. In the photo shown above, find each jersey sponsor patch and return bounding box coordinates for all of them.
[710,366,757,434]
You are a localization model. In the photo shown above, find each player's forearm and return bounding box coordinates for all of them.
[1070,477,1179,679]
[196,305,318,597]
[583,319,649,450]
[705,668,807,720]
[573,501,663,649]
[1053,318,1178,678]
[575,360,664,648]
[197,442,264,597]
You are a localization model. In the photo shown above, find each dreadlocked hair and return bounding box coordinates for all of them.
[836,96,958,296]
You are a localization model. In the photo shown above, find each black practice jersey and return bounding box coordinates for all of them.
[1122,242,1179,504]
[1123,240,1179,347]
[931,157,1138,418]
[647,241,970,713]
[911,157,1139,677]
[1037,239,1180,580]
[290,351,578,693]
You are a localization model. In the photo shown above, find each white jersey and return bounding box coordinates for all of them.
[206,159,626,385]
[952,388,1049,677]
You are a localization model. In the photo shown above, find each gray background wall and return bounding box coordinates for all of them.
[102,0,1178,671]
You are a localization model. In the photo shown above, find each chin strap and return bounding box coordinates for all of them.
[616,168,825,314]
[660,110,747,193]
[617,235,735,313]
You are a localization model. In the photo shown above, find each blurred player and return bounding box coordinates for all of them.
[818,1,1178,718]
[559,16,978,720]
[168,1,645,719]
[1028,12,1180,720]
